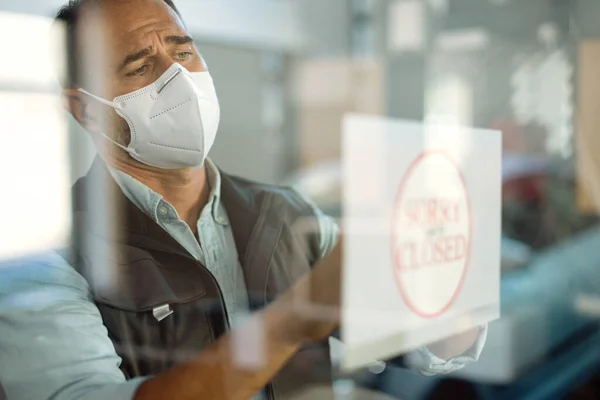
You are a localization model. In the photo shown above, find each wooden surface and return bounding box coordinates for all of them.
[577,40,600,214]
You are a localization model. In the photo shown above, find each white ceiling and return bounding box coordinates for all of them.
[0,0,307,51]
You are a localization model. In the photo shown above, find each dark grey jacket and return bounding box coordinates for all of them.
[67,159,332,399]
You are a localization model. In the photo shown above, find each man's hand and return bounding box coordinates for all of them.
[426,327,481,360]
[281,237,343,343]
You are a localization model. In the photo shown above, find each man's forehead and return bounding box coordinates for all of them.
[80,0,187,43]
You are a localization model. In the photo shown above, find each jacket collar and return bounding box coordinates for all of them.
[74,157,284,308]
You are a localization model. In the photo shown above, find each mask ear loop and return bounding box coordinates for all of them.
[98,131,134,154]
[77,88,135,155]
[77,88,123,109]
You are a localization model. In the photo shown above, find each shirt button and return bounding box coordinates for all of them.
[158,206,168,216]
[216,216,226,224]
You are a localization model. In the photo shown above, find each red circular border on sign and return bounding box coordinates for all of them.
[391,150,472,319]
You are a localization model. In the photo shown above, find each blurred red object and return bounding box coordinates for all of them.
[503,174,547,206]
[502,154,549,206]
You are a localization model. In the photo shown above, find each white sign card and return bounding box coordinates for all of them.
[341,114,501,370]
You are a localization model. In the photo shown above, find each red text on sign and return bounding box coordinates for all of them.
[404,199,461,227]
[395,234,468,270]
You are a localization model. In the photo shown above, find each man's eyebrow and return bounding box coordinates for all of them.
[165,35,194,45]
[118,46,154,72]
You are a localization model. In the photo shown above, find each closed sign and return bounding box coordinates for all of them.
[342,115,501,370]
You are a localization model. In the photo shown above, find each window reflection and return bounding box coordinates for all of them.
[2,1,600,399]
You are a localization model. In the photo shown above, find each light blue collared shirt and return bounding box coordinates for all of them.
[0,159,485,400]
[107,159,253,328]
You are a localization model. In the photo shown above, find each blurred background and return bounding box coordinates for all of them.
[4,0,600,399]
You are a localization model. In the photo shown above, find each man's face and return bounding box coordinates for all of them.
[72,0,206,144]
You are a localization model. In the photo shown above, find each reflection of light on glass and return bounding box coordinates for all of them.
[511,50,573,157]
[425,74,474,164]
[575,294,600,317]
[0,12,65,90]
[538,23,559,48]
[333,379,355,399]
[427,0,449,15]
[232,315,265,370]
[0,13,68,261]
[343,115,386,209]
[435,29,490,52]
[0,93,70,261]
[426,74,473,127]
[387,0,425,52]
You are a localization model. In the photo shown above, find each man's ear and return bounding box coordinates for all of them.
[62,89,102,134]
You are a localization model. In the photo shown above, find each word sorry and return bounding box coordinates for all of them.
[395,199,468,270]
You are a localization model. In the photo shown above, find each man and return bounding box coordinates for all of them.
[0,0,486,399]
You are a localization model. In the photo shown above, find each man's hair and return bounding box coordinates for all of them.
[55,0,181,88]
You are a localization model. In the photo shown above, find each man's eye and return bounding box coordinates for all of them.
[175,52,193,61]
[127,65,148,77]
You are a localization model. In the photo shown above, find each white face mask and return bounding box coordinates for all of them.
[78,63,221,170]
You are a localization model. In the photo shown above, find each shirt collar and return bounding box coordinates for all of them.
[106,158,228,226]
[106,164,163,222]
[204,158,229,225]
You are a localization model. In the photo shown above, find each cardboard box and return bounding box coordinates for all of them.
[295,59,385,169]
[577,40,600,214]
